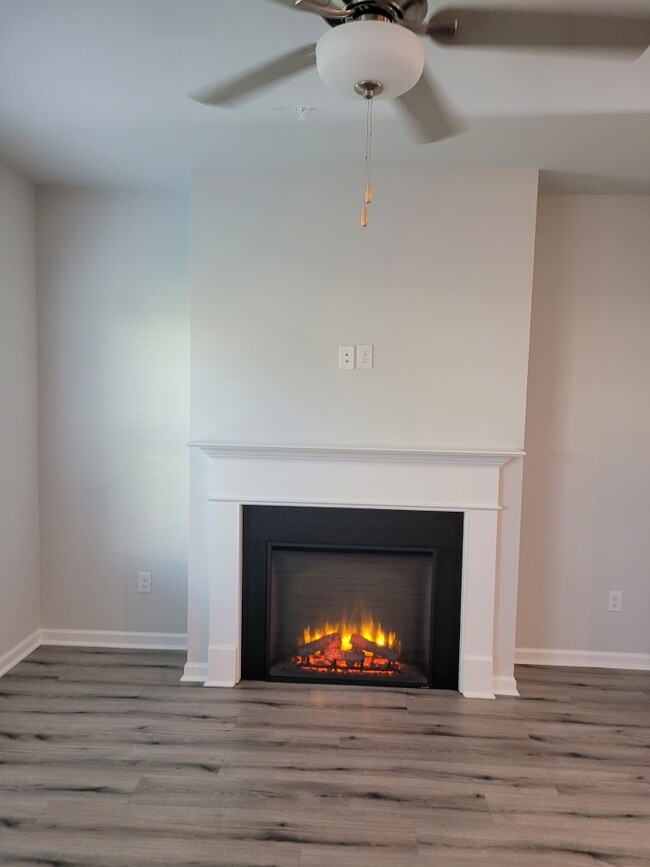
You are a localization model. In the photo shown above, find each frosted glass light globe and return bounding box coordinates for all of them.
[316,20,425,100]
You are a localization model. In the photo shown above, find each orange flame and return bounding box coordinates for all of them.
[301,613,399,653]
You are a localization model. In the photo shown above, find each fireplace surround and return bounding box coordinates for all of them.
[184,443,523,698]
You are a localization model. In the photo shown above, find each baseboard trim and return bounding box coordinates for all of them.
[181,662,209,683]
[516,647,650,671]
[493,675,520,697]
[10,635,647,682]
[0,629,42,678]
[40,629,188,651]
[204,679,238,688]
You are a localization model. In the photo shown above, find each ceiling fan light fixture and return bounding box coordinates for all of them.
[316,20,425,100]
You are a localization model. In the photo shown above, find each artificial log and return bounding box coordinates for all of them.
[321,648,365,663]
[322,646,366,668]
[350,633,399,661]
[297,632,340,656]
[323,645,346,663]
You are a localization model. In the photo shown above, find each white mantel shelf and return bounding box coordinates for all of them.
[189,441,524,467]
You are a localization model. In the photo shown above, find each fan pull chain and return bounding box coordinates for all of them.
[361,94,374,228]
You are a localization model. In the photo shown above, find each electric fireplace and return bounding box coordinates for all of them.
[185,441,523,698]
[241,505,463,689]
[269,546,434,686]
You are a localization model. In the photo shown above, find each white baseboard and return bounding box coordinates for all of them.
[204,679,239,688]
[40,629,187,651]
[0,629,42,678]
[493,675,520,697]
[181,662,209,682]
[516,647,650,671]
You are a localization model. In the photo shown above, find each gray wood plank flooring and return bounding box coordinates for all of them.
[0,647,648,866]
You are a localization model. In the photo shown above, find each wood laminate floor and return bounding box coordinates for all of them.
[0,647,649,866]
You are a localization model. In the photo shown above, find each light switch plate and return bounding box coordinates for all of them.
[339,346,355,369]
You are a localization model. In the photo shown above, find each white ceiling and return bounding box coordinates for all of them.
[0,0,648,193]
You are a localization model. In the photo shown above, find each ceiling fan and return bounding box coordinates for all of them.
[191,1,650,144]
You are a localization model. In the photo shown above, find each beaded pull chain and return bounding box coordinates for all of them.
[361,93,374,227]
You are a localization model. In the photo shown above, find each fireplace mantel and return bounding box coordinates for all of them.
[190,442,522,468]
[185,441,524,698]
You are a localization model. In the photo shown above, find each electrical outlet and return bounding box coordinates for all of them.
[138,571,152,593]
[338,345,354,369]
[357,344,373,369]
[608,590,622,612]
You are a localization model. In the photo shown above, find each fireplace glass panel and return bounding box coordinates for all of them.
[268,546,434,687]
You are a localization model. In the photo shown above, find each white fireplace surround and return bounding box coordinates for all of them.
[185,442,524,699]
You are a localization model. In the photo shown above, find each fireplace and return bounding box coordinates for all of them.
[241,506,463,689]
[184,442,523,698]
[269,547,433,686]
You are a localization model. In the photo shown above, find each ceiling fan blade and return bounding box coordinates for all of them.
[428,7,650,56]
[191,44,317,106]
[395,73,462,144]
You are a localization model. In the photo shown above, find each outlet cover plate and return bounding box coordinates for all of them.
[608,590,622,611]
[357,344,373,368]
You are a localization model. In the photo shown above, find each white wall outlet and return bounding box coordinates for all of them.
[357,344,373,369]
[338,345,355,369]
[608,590,622,612]
[138,571,152,593]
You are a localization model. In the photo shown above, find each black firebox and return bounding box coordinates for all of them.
[241,506,463,690]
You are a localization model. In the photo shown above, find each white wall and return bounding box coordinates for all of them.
[0,164,40,667]
[188,167,539,669]
[517,196,650,661]
[191,168,539,449]
[37,188,190,636]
